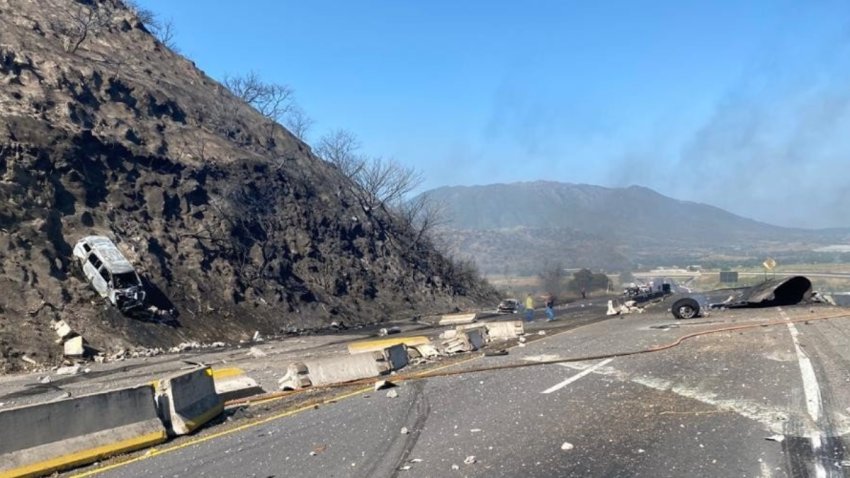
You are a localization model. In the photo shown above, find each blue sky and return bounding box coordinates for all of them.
[137,0,850,229]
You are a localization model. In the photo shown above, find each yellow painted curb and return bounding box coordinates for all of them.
[183,403,226,434]
[0,431,167,478]
[210,367,245,380]
[347,336,430,353]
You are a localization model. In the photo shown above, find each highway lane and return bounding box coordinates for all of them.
[82,304,850,478]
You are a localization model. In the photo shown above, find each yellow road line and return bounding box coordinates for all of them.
[1,431,166,478]
[69,356,479,478]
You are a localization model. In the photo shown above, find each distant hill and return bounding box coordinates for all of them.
[421,182,849,274]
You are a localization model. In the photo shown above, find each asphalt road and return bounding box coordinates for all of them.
[78,303,850,478]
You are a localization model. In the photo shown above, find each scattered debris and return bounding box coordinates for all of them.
[451,464,459,470]
[439,329,458,340]
[56,365,80,375]
[470,428,482,433]
[400,427,409,435]
[21,355,37,365]
[378,326,402,336]
[252,331,263,342]
[63,336,85,357]
[38,376,51,384]
[765,435,785,443]
[51,320,74,342]
[386,389,399,399]
[439,312,477,326]
[247,347,267,358]
[374,380,396,391]
[607,299,644,316]
[538,330,547,336]
[561,442,574,451]
[410,458,423,463]
[410,344,440,359]
[484,349,508,357]
[464,455,476,465]
[485,321,524,340]
[279,362,312,390]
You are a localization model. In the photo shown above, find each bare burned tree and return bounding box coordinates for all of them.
[315,129,366,178]
[125,1,179,51]
[224,72,294,122]
[284,106,314,141]
[397,192,449,244]
[358,157,423,209]
[51,1,115,54]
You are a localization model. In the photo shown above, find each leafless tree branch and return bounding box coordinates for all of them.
[223,72,294,122]
[284,106,314,141]
[315,129,366,178]
[50,2,115,53]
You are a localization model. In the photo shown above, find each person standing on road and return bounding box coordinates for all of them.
[581,287,587,299]
[545,296,555,322]
[524,293,534,322]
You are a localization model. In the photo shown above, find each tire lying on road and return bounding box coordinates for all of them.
[671,297,701,319]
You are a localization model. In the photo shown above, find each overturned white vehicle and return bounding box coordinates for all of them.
[73,236,146,312]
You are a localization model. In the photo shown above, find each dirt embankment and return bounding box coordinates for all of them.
[0,0,496,372]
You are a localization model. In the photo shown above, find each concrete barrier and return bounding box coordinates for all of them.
[438,312,477,325]
[156,367,223,436]
[485,321,524,340]
[279,352,392,390]
[0,385,166,478]
[211,367,265,402]
[347,336,430,354]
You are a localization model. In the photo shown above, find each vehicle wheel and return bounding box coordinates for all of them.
[671,298,700,319]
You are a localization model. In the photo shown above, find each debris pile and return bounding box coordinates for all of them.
[607,299,644,316]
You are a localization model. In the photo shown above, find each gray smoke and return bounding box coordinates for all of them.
[647,34,850,229]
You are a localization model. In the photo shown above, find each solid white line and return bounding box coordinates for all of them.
[782,309,822,422]
[781,308,829,478]
[541,358,614,394]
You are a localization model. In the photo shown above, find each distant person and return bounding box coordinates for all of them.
[581,287,587,299]
[545,297,555,322]
[524,293,534,322]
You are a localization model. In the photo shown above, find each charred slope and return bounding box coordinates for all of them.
[0,0,495,371]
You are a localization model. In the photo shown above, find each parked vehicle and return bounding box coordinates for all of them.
[497,298,520,314]
[73,236,146,312]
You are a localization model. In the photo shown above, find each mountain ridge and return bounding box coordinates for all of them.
[421,181,848,274]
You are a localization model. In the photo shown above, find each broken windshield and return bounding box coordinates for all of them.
[112,272,140,289]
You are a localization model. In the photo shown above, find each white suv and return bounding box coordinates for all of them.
[72,236,146,312]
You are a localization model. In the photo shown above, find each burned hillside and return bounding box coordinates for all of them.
[0,0,495,371]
